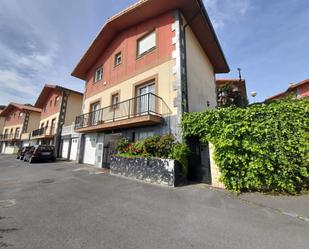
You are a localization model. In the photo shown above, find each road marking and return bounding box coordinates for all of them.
[0,200,16,208]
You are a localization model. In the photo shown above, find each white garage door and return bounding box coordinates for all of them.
[70,138,78,161]
[62,140,70,159]
[83,134,97,165]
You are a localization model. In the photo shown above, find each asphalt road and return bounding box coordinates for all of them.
[0,154,308,249]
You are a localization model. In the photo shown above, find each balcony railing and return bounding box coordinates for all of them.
[0,133,21,141]
[31,126,56,138]
[75,93,171,130]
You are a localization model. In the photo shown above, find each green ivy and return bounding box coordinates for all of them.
[182,98,309,194]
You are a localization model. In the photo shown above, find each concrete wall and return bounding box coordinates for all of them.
[64,93,83,126]
[209,143,225,189]
[185,24,217,112]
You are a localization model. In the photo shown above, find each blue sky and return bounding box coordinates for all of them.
[0,0,308,105]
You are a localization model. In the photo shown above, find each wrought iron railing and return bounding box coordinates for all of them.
[75,93,171,130]
[31,126,57,138]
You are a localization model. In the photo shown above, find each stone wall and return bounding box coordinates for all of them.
[110,156,183,187]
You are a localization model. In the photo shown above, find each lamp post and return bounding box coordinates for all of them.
[251,91,257,103]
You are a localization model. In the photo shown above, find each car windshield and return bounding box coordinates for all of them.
[39,146,53,152]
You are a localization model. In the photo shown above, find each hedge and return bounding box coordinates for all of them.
[182,98,309,194]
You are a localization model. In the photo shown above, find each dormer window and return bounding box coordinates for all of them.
[115,52,122,66]
[94,67,103,83]
[137,30,156,57]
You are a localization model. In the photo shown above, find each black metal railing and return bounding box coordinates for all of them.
[75,93,171,130]
[31,126,56,138]
[0,133,21,141]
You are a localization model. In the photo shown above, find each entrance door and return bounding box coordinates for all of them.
[137,82,155,114]
[187,137,212,184]
[83,134,97,165]
[61,139,70,159]
[70,138,78,161]
[102,134,123,168]
[90,102,101,126]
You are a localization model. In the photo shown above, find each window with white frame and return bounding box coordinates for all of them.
[94,67,103,83]
[114,52,122,66]
[137,30,156,57]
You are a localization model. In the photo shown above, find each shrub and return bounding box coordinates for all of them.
[116,138,129,153]
[156,135,175,158]
[128,140,144,156]
[182,98,309,194]
[170,142,190,175]
[143,135,160,156]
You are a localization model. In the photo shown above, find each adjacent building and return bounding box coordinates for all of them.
[0,103,41,154]
[30,85,83,158]
[216,79,248,107]
[71,0,229,167]
[266,79,309,101]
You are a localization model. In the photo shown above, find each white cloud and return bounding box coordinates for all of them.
[204,0,251,29]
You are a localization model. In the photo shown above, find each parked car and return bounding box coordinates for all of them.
[16,146,34,160]
[24,145,56,163]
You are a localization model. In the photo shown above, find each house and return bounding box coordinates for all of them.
[71,0,229,168]
[0,106,6,153]
[216,79,248,107]
[0,103,41,154]
[266,79,309,101]
[30,85,83,158]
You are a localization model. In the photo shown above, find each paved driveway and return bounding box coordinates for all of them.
[0,155,308,249]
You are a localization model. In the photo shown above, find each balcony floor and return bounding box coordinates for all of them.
[75,114,163,134]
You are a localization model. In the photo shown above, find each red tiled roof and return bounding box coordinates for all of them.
[35,84,83,108]
[0,103,42,117]
[266,79,309,101]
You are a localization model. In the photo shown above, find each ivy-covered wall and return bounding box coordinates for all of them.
[182,98,309,194]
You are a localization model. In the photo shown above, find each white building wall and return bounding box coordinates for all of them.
[185,25,217,112]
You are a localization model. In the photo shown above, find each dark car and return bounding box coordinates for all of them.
[16,146,34,160]
[24,145,56,164]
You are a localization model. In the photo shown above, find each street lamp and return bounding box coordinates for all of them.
[251,91,257,103]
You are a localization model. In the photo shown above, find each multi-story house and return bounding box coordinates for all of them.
[0,103,41,154]
[266,79,309,102]
[0,106,6,153]
[30,85,83,158]
[71,0,229,168]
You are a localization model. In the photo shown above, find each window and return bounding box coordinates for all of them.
[111,93,120,109]
[137,30,156,57]
[19,112,24,117]
[94,67,103,83]
[55,96,60,106]
[114,52,122,66]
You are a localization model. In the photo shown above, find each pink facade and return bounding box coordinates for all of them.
[40,89,62,120]
[3,107,25,127]
[84,12,175,99]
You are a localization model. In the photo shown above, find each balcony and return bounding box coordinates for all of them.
[0,133,21,142]
[31,126,56,140]
[75,93,171,133]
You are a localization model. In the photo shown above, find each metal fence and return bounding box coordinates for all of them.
[75,93,171,130]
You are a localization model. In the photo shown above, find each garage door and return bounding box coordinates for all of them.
[70,138,78,161]
[83,134,97,165]
[62,140,70,159]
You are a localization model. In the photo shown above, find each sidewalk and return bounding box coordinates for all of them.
[238,192,309,221]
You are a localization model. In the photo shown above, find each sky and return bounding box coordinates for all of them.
[0,0,308,105]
